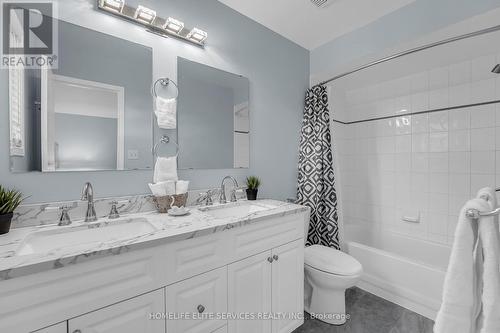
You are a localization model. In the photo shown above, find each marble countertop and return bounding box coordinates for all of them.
[0,200,308,280]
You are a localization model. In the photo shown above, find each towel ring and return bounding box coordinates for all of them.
[153,135,179,158]
[151,78,179,99]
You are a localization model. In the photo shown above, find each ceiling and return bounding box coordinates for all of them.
[218,0,417,50]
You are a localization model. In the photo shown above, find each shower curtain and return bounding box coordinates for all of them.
[297,85,340,250]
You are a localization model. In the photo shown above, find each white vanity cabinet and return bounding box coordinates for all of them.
[68,289,165,333]
[1,210,308,333]
[227,239,304,333]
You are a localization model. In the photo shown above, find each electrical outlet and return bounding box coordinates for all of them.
[127,150,139,160]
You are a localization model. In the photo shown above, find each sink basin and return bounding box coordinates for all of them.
[16,218,157,256]
[200,201,279,219]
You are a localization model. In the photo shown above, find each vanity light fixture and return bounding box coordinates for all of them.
[164,17,184,34]
[134,5,157,25]
[187,28,208,43]
[96,1,207,47]
[99,0,124,13]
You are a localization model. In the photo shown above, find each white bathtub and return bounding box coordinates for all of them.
[344,225,451,319]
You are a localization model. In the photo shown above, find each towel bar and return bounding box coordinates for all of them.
[465,187,500,219]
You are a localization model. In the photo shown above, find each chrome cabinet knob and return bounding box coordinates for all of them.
[267,257,274,263]
[197,304,205,313]
[273,255,279,261]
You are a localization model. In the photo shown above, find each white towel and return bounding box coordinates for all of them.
[176,180,190,195]
[153,156,178,184]
[434,198,486,333]
[154,96,177,129]
[148,181,176,196]
[476,188,500,333]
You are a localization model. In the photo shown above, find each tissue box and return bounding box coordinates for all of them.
[153,193,188,213]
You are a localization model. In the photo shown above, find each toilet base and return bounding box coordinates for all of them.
[307,289,347,325]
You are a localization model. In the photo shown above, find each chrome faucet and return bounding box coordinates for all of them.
[220,176,239,204]
[81,182,97,222]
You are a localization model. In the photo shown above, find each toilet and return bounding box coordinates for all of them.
[304,245,363,325]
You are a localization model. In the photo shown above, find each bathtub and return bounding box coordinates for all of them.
[344,225,451,319]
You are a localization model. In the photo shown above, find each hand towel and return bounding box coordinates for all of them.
[176,180,190,195]
[476,188,500,333]
[149,181,176,196]
[154,96,177,129]
[434,198,487,333]
[153,156,178,184]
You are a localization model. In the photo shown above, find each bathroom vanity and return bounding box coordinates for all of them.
[0,200,309,333]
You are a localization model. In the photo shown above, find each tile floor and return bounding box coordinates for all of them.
[293,288,434,333]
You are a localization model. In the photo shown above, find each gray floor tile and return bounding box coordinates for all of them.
[294,287,434,333]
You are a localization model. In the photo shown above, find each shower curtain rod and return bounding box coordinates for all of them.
[317,24,500,87]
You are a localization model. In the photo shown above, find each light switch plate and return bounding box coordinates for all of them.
[127,150,139,160]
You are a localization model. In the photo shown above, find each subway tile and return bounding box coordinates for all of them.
[470,151,495,174]
[395,116,412,135]
[471,79,496,103]
[449,83,471,106]
[449,108,470,130]
[496,151,500,174]
[429,67,449,89]
[470,104,496,128]
[411,172,429,193]
[429,111,449,132]
[448,194,469,216]
[412,133,429,152]
[429,172,449,194]
[471,54,496,82]
[470,127,495,151]
[411,153,429,172]
[449,130,470,152]
[428,193,449,214]
[412,113,429,133]
[449,60,471,86]
[429,152,448,173]
[429,132,449,152]
[449,173,471,195]
[395,135,411,153]
[410,72,429,93]
[395,153,411,172]
[427,213,448,236]
[449,151,471,173]
[429,88,449,109]
[411,92,429,112]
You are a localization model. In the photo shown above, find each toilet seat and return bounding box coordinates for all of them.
[305,245,362,276]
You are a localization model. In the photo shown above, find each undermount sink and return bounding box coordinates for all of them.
[16,218,157,256]
[200,201,279,219]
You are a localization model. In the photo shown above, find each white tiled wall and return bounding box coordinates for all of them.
[332,52,500,246]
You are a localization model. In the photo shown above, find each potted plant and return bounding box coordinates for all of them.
[245,176,261,201]
[0,186,24,235]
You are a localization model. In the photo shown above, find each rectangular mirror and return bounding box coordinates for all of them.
[176,57,250,170]
[9,19,153,173]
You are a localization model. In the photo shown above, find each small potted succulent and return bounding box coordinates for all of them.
[0,186,24,235]
[245,176,261,201]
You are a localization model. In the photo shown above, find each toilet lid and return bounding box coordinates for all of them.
[304,245,362,276]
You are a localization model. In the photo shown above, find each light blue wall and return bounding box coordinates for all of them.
[310,0,500,81]
[0,0,309,203]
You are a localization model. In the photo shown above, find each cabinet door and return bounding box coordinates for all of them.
[33,322,67,333]
[68,289,165,333]
[166,267,227,333]
[228,251,272,333]
[271,240,304,333]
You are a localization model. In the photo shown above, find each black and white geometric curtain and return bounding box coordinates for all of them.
[297,85,340,250]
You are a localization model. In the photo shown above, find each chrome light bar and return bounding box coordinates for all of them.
[97,0,207,47]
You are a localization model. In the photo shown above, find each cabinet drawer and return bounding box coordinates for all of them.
[164,233,229,284]
[166,267,227,333]
[230,214,305,261]
[69,289,165,333]
[0,246,168,333]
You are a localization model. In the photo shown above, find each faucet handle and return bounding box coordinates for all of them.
[44,205,72,226]
[108,200,129,219]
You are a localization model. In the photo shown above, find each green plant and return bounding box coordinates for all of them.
[0,186,24,215]
[246,176,261,190]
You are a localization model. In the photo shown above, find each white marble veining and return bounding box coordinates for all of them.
[0,200,308,281]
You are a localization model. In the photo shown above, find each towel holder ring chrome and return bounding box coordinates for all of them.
[465,187,500,219]
[153,135,179,158]
[151,77,179,99]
